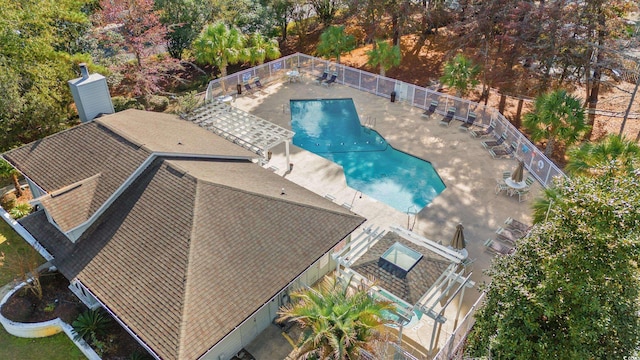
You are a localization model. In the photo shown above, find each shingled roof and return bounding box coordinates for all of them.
[11,110,365,360]
[4,121,151,231]
[351,232,450,304]
[4,109,256,236]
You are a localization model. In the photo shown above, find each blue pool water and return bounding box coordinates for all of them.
[290,98,445,212]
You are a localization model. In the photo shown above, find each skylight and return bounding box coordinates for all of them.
[378,242,423,279]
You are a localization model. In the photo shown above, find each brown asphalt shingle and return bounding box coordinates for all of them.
[3,110,256,236]
[351,232,450,305]
[19,210,74,257]
[37,174,102,232]
[4,122,151,230]
[19,156,364,360]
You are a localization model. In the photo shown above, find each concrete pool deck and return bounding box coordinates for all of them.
[229,75,541,356]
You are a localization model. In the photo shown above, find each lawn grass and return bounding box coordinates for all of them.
[0,327,85,360]
[0,219,85,359]
[0,219,46,285]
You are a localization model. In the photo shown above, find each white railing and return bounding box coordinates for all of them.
[205,53,565,188]
[432,291,486,360]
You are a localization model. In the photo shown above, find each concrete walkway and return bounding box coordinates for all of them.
[230,77,540,355]
[234,77,538,292]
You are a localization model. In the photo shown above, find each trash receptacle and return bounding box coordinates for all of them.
[237,83,242,95]
[390,91,396,103]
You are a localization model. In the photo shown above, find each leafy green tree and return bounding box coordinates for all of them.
[317,25,356,64]
[268,0,295,40]
[172,91,203,116]
[566,134,640,176]
[155,0,211,59]
[309,0,338,26]
[278,276,394,359]
[193,21,247,81]
[467,169,640,359]
[244,32,281,66]
[439,53,480,97]
[0,0,89,151]
[531,187,561,225]
[523,89,590,157]
[366,40,401,77]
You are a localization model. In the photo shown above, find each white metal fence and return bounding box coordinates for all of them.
[432,291,486,360]
[206,53,565,187]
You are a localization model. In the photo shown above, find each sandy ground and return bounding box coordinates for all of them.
[339,34,640,143]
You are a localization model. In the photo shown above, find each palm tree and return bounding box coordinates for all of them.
[193,21,246,82]
[523,89,590,157]
[366,40,401,77]
[244,33,281,66]
[317,26,356,64]
[278,275,395,359]
[566,134,640,176]
[531,187,562,224]
[439,53,480,97]
[0,159,22,198]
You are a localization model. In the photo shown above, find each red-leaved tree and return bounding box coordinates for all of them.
[97,0,181,97]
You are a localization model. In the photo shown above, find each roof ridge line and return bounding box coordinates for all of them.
[197,178,363,219]
[62,154,255,241]
[96,116,146,149]
[33,173,102,202]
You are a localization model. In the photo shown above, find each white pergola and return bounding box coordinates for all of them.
[333,225,475,355]
[185,101,294,169]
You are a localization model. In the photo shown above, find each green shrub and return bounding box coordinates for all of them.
[173,91,202,116]
[144,95,169,112]
[9,202,32,219]
[72,309,110,342]
[112,96,144,112]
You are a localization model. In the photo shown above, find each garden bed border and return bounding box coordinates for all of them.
[0,275,100,359]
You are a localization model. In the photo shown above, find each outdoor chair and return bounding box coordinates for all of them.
[458,112,477,130]
[315,70,328,84]
[505,217,532,234]
[515,187,530,202]
[322,73,338,87]
[524,176,535,187]
[481,133,507,149]
[254,77,263,89]
[496,226,523,245]
[439,107,456,126]
[243,81,253,93]
[495,179,509,194]
[489,142,516,159]
[422,100,438,118]
[470,124,495,138]
[503,171,512,179]
[484,238,514,255]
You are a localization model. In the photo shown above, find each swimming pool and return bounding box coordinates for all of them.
[290,98,445,212]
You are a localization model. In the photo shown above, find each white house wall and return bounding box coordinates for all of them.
[25,178,46,199]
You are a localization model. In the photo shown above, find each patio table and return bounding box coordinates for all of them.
[286,70,300,83]
[504,178,526,196]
